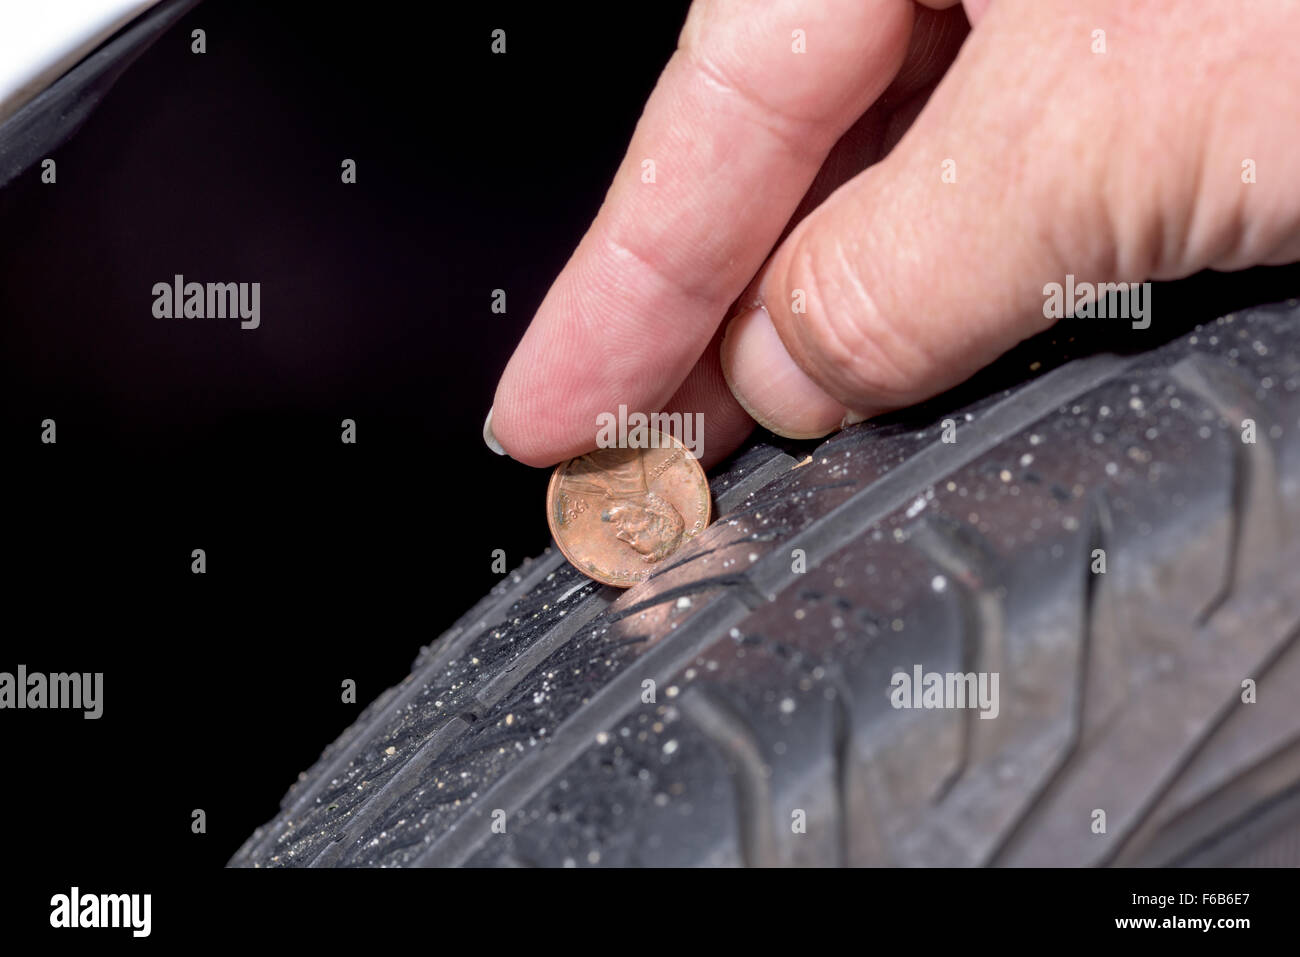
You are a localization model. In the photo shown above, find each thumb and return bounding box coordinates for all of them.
[720,2,1171,438]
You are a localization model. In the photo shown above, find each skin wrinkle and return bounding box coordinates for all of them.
[1204,167,1261,275]
[585,220,703,326]
[1109,127,1168,283]
[602,152,735,287]
[781,227,921,411]
[981,115,1076,337]
[583,49,862,340]
[816,26,1031,399]
[491,0,1300,467]
[1103,4,1249,280]
[520,227,732,451]
[493,0,923,463]
[1175,100,1216,275]
[1007,39,1118,292]
[678,49,843,166]
[835,174,949,387]
[683,0,916,124]
[1130,54,1203,279]
[1223,51,1300,268]
[1187,60,1286,274]
[595,81,811,325]
[624,12,920,426]
[598,231,728,320]
[821,234,934,404]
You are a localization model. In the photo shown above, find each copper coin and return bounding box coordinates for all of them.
[546,431,712,587]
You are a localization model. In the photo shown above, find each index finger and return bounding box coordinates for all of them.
[488,0,920,466]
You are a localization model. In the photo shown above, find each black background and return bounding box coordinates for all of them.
[3,0,1300,899]
[0,0,690,872]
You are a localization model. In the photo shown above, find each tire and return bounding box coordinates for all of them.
[231,298,1300,867]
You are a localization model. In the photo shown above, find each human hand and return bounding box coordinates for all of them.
[485,0,1300,469]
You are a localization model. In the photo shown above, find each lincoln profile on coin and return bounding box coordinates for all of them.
[564,448,685,562]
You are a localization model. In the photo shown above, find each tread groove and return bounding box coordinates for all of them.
[1117,627,1300,865]
[234,302,1300,868]
[828,680,853,868]
[408,353,1137,866]
[909,517,1005,805]
[276,550,568,831]
[307,591,615,865]
[713,449,800,513]
[679,687,777,867]
[308,715,472,867]
[985,492,1110,866]
[1098,617,1300,865]
[1170,354,1283,625]
[748,353,1136,598]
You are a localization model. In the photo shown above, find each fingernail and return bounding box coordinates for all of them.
[840,410,867,429]
[720,305,847,439]
[483,407,506,455]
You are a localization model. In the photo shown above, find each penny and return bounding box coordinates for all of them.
[546,431,712,587]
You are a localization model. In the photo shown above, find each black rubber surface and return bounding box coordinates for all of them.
[0,0,201,190]
[232,298,1300,867]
